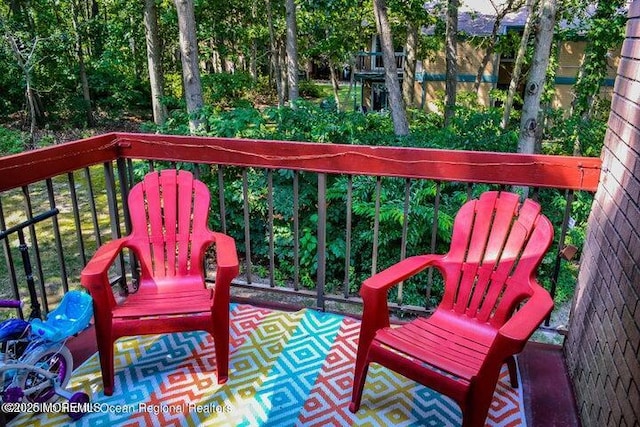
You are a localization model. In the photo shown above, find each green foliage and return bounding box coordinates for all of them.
[543,108,607,157]
[0,46,25,116]
[151,99,552,307]
[570,0,627,118]
[533,188,594,305]
[298,0,374,65]
[201,72,255,107]
[0,126,25,154]
[89,64,151,114]
[202,106,266,138]
[245,76,279,106]
[163,73,184,102]
[298,80,324,98]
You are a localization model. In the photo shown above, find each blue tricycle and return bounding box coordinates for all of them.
[0,290,93,421]
[0,210,94,421]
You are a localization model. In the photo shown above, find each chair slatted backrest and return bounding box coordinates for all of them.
[441,192,553,328]
[128,170,212,279]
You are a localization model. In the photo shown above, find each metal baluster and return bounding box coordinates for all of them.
[293,171,300,291]
[317,173,327,311]
[398,178,411,305]
[67,172,86,265]
[530,187,540,202]
[371,176,382,276]
[343,175,353,298]
[267,169,275,287]
[116,159,132,235]
[45,179,68,294]
[426,181,441,306]
[21,185,48,313]
[117,158,138,287]
[126,159,135,188]
[104,162,127,294]
[549,189,575,325]
[242,169,252,283]
[217,166,227,234]
[0,199,21,317]
[84,167,102,248]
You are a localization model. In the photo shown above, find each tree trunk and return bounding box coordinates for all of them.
[266,0,284,107]
[501,0,537,129]
[84,0,103,58]
[129,15,139,80]
[517,0,556,155]
[285,0,299,106]
[403,22,418,107]
[444,0,459,126]
[144,0,167,126]
[279,39,288,103]
[26,80,37,148]
[5,32,43,147]
[328,59,341,110]
[174,0,204,133]
[372,0,409,136]
[77,47,95,127]
[71,0,95,127]
[346,56,356,100]
[249,0,258,80]
[250,39,258,80]
[250,1,258,81]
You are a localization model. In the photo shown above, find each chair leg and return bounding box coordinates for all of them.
[350,304,385,413]
[213,331,229,384]
[94,325,115,396]
[461,370,502,427]
[349,360,370,413]
[506,355,518,388]
[212,311,229,385]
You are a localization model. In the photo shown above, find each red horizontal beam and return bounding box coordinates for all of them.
[114,133,602,191]
[0,134,119,192]
[0,132,601,193]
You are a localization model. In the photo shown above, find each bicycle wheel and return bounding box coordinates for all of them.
[17,345,73,403]
[0,342,26,398]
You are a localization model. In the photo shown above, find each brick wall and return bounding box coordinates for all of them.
[564,2,640,426]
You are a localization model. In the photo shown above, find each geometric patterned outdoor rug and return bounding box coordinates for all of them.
[9,304,526,426]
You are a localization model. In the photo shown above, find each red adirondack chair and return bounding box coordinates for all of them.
[81,169,239,396]
[349,191,554,426]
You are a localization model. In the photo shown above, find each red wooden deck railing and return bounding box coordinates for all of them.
[0,133,601,328]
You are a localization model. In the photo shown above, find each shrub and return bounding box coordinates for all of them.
[0,127,25,154]
[299,80,324,98]
[201,72,255,107]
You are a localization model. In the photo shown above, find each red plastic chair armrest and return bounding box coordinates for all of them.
[361,254,444,293]
[353,254,446,380]
[496,286,553,354]
[81,238,129,279]
[209,232,239,311]
[80,238,129,308]
[211,232,239,271]
[359,254,444,332]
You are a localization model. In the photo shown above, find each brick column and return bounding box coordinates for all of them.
[564,2,640,426]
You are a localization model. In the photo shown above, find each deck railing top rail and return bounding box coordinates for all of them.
[0,132,602,193]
